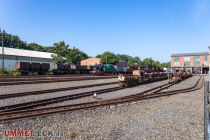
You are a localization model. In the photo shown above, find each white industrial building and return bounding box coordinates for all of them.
[0,47,54,70]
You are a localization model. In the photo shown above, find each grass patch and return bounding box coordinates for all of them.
[0,69,21,76]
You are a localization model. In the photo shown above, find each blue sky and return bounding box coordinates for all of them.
[1,0,210,62]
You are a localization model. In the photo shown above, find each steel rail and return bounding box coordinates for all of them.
[0,86,125,113]
[0,76,198,123]
[0,76,117,86]
[0,75,116,81]
[0,82,118,99]
[0,78,172,111]
[0,82,173,123]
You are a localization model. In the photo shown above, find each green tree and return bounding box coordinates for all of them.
[116,54,129,62]
[161,62,170,67]
[142,58,154,67]
[28,43,43,51]
[134,56,142,66]
[41,46,53,52]
[51,41,69,64]
[153,61,161,68]
[0,30,53,53]
[127,56,141,65]
[96,54,102,58]
[99,51,118,64]
[51,54,65,64]
[66,47,88,65]
[52,41,69,56]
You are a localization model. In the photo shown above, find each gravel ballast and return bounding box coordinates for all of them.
[0,78,117,95]
[162,76,200,92]
[45,79,169,108]
[40,76,198,108]
[0,76,204,139]
[0,84,119,107]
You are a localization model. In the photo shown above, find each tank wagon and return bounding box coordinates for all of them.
[90,64,139,75]
[118,69,168,87]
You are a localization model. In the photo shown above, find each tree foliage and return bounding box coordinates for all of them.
[51,41,88,64]
[100,51,118,64]
[97,52,170,68]
[51,41,68,64]
[0,30,89,65]
[0,30,53,52]
[0,30,170,67]
[66,47,88,65]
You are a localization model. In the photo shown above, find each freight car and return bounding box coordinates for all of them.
[90,64,129,75]
[52,64,94,75]
[118,69,168,87]
[52,64,67,75]
[127,65,139,74]
[168,70,191,84]
[103,64,116,73]
[90,64,140,75]
[15,62,31,75]
[16,61,94,75]
[16,61,50,75]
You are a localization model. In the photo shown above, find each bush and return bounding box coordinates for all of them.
[46,70,53,75]
[0,69,21,76]
[11,70,21,76]
[0,69,9,76]
[0,69,52,76]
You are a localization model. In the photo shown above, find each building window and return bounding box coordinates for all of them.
[194,56,200,66]
[1,55,16,60]
[173,57,180,66]
[205,56,208,61]
[174,57,179,62]
[184,57,190,67]
[17,56,31,61]
[184,61,190,67]
[204,56,208,66]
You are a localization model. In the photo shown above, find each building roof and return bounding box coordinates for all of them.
[171,52,209,57]
[0,47,54,59]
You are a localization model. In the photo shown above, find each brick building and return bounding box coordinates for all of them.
[171,52,209,74]
[80,58,101,66]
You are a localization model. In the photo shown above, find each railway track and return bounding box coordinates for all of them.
[0,73,114,79]
[135,76,203,100]
[0,75,113,81]
[0,74,91,78]
[0,86,125,113]
[0,76,201,123]
[0,82,118,99]
[0,76,117,86]
[0,82,173,123]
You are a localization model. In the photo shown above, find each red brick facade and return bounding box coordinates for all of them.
[80,58,101,66]
[170,52,209,74]
[171,55,209,67]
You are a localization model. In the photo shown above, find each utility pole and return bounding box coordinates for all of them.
[2,30,4,71]
[208,46,210,82]
[106,52,107,64]
[10,35,12,47]
[0,28,4,71]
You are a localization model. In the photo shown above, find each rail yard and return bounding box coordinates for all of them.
[0,72,205,139]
